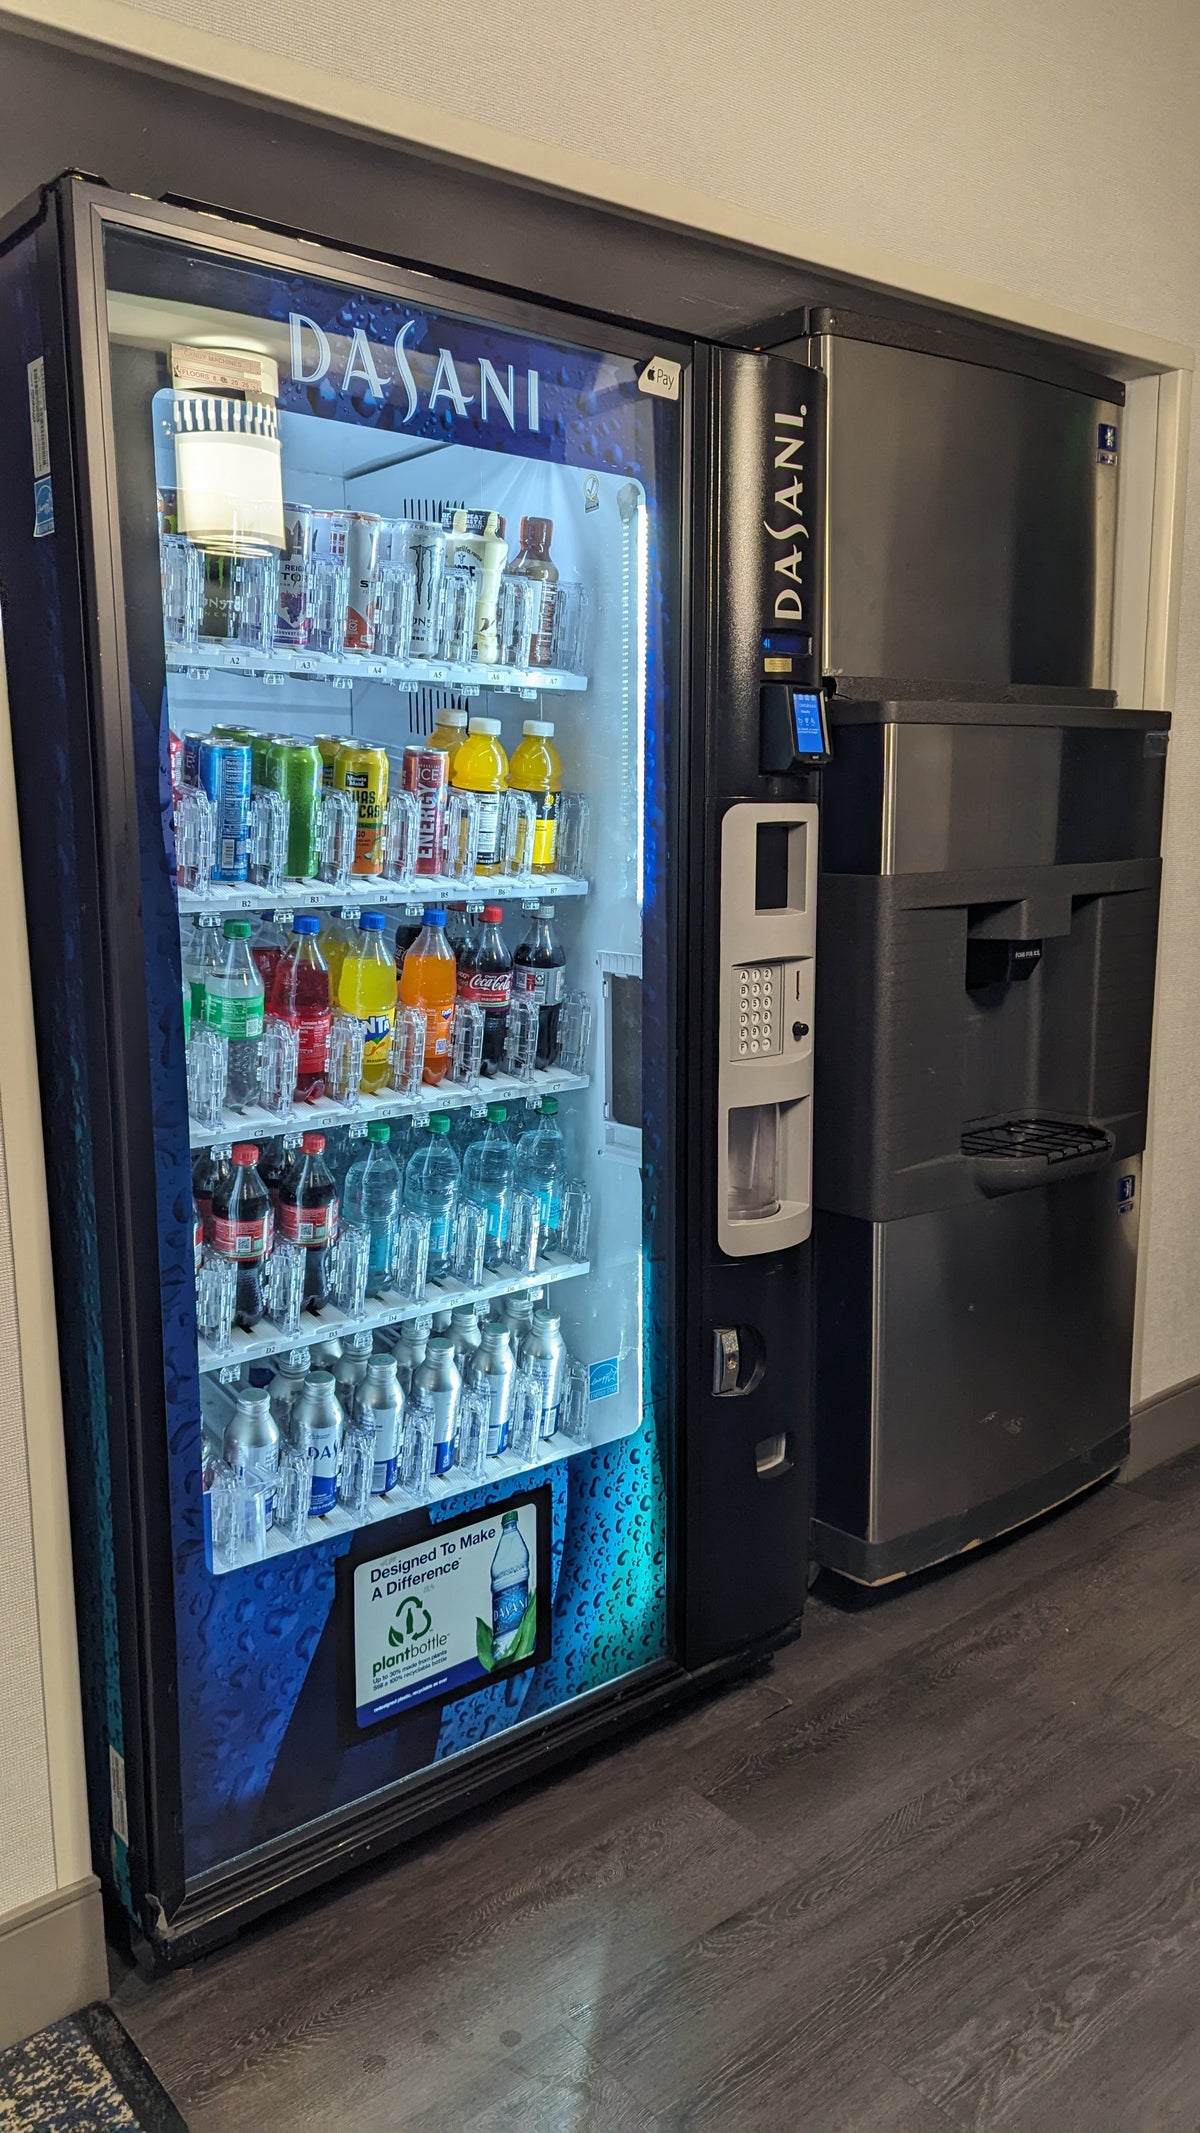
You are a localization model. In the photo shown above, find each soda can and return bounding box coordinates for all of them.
[168,729,184,804]
[156,486,179,537]
[250,732,275,789]
[413,1335,462,1477]
[523,1309,566,1438]
[344,511,382,653]
[180,731,206,787]
[334,742,390,876]
[292,1371,343,1517]
[315,734,348,790]
[311,510,348,565]
[402,745,449,876]
[197,735,251,883]
[277,500,316,649]
[471,1326,515,1456]
[266,735,323,879]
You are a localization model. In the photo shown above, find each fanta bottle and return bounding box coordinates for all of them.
[321,907,358,993]
[508,720,563,872]
[337,910,397,1093]
[451,717,508,875]
[399,907,458,1085]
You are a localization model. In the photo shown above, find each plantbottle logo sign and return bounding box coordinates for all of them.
[352,1500,543,1728]
[388,1593,433,1649]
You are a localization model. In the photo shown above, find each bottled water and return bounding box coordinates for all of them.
[461,1102,515,1262]
[204,918,265,1108]
[513,1096,567,1250]
[490,1509,531,1662]
[403,1114,460,1281]
[343,1121,402,1295]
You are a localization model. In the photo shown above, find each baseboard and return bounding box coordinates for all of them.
[0,1875,109,2050]
[1122,1376,1200,1482]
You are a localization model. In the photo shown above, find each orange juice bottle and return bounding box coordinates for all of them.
[336,910,397,1092]
[399,907,458,1084]
[508,719,563,873]
[451,717,508,875]
[428,706,469,771]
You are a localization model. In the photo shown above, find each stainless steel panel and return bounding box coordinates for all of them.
[865,1160,1139,1545]
[818,335,1119,691]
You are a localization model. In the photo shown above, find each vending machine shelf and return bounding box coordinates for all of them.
[208,1420,589,1575]
[197,1254,590,1373]
[188,1066,589,1149]
[166,643,588,694]
[177,873,589,915]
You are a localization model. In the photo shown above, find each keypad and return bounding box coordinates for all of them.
[733,963,780,1058]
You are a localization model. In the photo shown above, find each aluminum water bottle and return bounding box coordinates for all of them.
[450,1304,482,1362]
[499,1290,537,1361]
[358,1354,404,1494]
[223,1388,281,1521]
[293,1370,343,1515]
[471,1325,515,1456]
[413,1334,461,1476]
[524,1308,566,1438]
[490,1508,531,1663]
[270,1347,311,1436]
[392,1328,428,1397]
[335,1329,375,1409]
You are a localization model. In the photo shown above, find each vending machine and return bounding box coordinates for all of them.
[0,177,825,1961]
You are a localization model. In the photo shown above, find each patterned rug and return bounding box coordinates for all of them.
[0,2003,186,2130]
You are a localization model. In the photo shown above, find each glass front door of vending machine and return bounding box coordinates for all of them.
[94,208,685,1889]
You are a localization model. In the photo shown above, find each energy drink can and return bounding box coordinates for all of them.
[180,731,206,787]
[402,745,449,875]
[197,735,251,882]
[344,511,382,653]
[277,500,315,649]
[334,741,389,876]
[266,735,323,878]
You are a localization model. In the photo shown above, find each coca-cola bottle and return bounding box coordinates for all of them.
[209,1144,273,1331]
[258,1134,301,1208]
[457,904,512,1074]
[512,904,566,1066]
[277,1131,339,1312]
[192,1146,230,1244]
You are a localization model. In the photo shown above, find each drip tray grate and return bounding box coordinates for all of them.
[961,1116,1113,1165]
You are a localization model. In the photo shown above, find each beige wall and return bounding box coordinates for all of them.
[6,0,1200,1409]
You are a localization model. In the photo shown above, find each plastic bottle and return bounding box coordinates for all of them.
[403,1113,460,1280]
[336,910,397,1093]
[192,1145,229,1242]
[320,907,359,994]
[508,722,563,872]
[268,914,332,1102]
[259,1133,301,1207]
[510,517,559,667]
[398,907,457,1086]
[462,1102,515,1256]
[451,718,508,874]
[444,904,472,957]
[428,706,469,769]
[209,1143,273,1330]
[343,1121,401,1297]
[251,911,291,993]
[490,1508,531,1662]
[204,919,265,1107]
[512,905,566,1067]
[277,1131,339,1311]
[514,1096,566,1250]
[457,906,512,1074]
[183,913,222,1025]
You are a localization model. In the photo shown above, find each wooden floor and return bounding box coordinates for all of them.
[114,1448,1200,2131]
